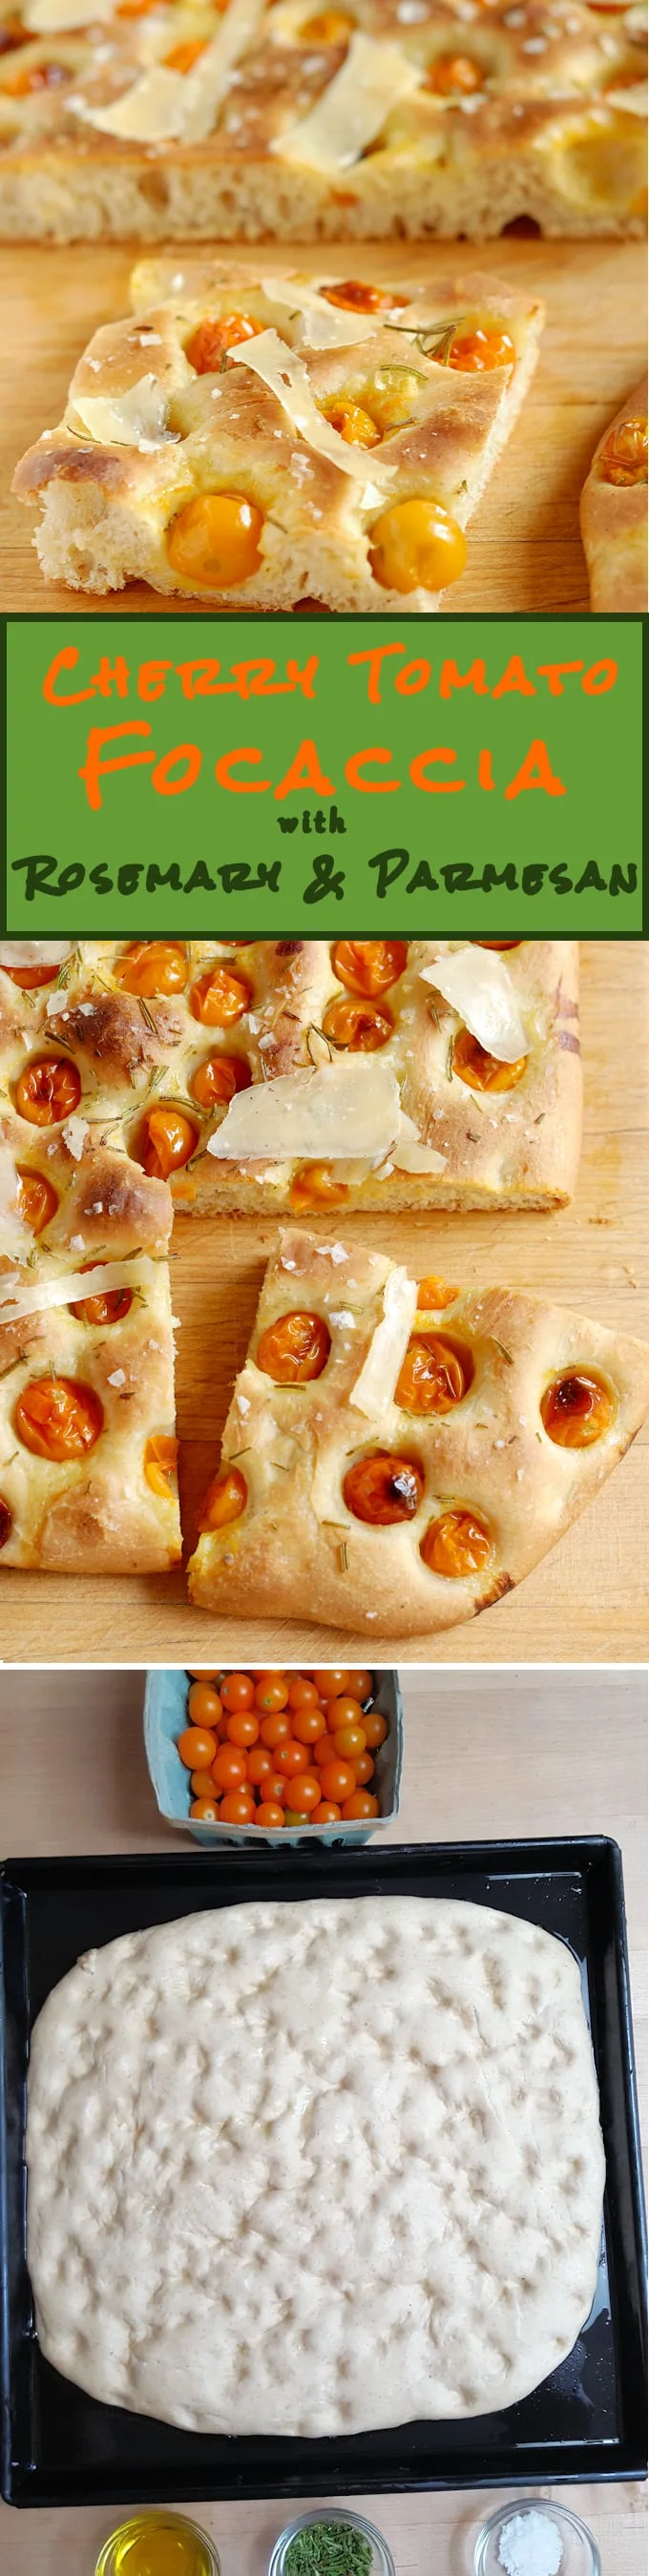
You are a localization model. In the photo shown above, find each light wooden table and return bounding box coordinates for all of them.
[1,942,648,1666]
[0,1661,646,2573]
[0,239,645,614]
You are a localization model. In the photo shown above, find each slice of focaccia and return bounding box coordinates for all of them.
[579,375,648,612]
[0,1248,181,1573]
[0,937,581,1217]
[0,0,645,246]
[188,1226,649,1637]
[13,260,543,608]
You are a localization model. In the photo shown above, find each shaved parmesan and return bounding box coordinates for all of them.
[0,1149,30,1262]
[26,0,113,26]
[62,1116,90,1162]
[260,277,379,351]
[391,1113,447,1174]
[70,374,169,450]
[0,940,72,969]
[350,1265,417,1417]
[77,0,262,140]
[421,948,528,1063]
[230,329,395,484]
[606,81,647,114]
[0,1256,157,1324]
[271,31,419,173]
[206,1058,403,1163]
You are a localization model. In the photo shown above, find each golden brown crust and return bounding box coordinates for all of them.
[579,373,648,611]
[0,1259,181,1572]
[188,1224,649,1637]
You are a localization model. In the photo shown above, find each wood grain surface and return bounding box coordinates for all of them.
[0,238,645,614]
[0,1662,645,2573]
[0,941,647,1668]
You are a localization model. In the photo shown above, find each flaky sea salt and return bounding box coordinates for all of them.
[498,2509,563,2576]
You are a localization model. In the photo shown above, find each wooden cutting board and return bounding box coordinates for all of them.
[0,237,644,613]
[1,940,647,1666]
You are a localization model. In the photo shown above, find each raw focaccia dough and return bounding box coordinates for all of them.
[26,1895,605,2436]
[0,0,645,245]
[0,938,581,1217]
[13,260,544,608]
[188,1225,649,1635]
[579,374,648,612]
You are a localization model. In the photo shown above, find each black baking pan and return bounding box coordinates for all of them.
[1,1839,646,2506]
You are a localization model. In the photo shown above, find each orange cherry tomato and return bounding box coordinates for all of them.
[245,1746,274,1786]
[212,1745,247,1791]
[359,1710,387,1750]
[416,1276,458,1310]
[167,494,264,591]
[345,1669,373,1701]
[220,1671,256,1711]
[452,1028,527,1091]
[333,1723,367,1758]
[300,8,352,38]
[599,414,648,488]
[311,1735,339,1769]
[190,1051,252,1111]
[255,1675,289,1712]
[15,1375,103,1462]
[2,957,61,989]
[190,1770,218,1797]
[421,1508,492,1579]
[178,1726,218,1769]
[255,1802,286,1829]
[164,32,207,67]
[312,1669,350,1696]
[72,1281,134,1327]
[283,1773,322,1813]
[540,1371,614,1447]
[219,1789,256,1823]
[324,1695,366,1731]
[187,1668,219,1680]
[199,1466,247,1530]
[343,1451,424,1525]
[190,965,251,1028]
[352,1752,375,1785]
[312,1800,342,1823]
[323,993,392,1051]
[323,280,408,315]
[113,940,187,997]
[342,1791,379,1819]
[276,1739,310,1777]
[226,1710,260,1748]
[395,1334,471,1415]
[289,1163,349,1213]
[425,50,482,91]
[143,1434,178,1502]
[260,1710,292,1748]
[186,313,264,374]
[187,1682,223,1728]
[449,325,514,371]
[141,1105,198,1178]
[287,1677,320,1712]
[256,1310,331,1384]
[190,1797,220,1821]
[14,1056,81,1127]
[15,1167,58,1234]
[331,938,408,996]
[291,1704,324,1745]
[318,1758,357,1803]
[258,1771,288,1805]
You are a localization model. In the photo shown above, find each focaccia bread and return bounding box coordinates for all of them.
[0,937,582,1218]
[188,1226,649,1636]
[27,1894,605,2433]
[0,1251,181,1571]
[13,260,544,608]
[0,0,645,244]
[579,373,648,610]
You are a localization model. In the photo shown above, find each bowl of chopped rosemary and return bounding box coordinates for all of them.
[268,2506,396,2576]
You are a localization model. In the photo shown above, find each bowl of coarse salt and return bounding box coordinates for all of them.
[473,2498,600,2576]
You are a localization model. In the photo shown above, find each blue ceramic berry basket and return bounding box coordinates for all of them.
[144,1668,403,1848]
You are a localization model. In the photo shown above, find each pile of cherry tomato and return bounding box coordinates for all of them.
[177,1667,387,1828]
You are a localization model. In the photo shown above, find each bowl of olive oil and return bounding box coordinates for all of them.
[94,2512,220,2576]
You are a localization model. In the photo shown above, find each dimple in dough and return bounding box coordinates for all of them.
[26,1895,605,2438]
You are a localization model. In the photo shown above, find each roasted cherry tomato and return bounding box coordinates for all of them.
[331,939,408,996]
[369,498,467,594]
[186,313,264,373]
[319,395,380,448]
[599,414,648,488]
[141,1105,198,1178]
[448,325,514,371]
[113,940,187,997]
[14,1056,81,1127]
[2,956,61,989]
[323,280,408,315]
[289,1163,349,1212]
[425,50,482,91]
[395,1334,471,1415]
[540,1370,614,1447]
[167,493,264,590]
[300,7,352,37]
[452,1028,527,1091]
[421,1507,491,1578]
[143,1434,178,1501]
[15,1167,58,1234]
[190,964,252,1027]
[323,993,392,1051]
[343,1451,424,1525]
[256,1310,331,1384]
[190,1051,251,1111]
[15,1375,103,1461]
[72,1279,133,1328]
[416,1275,458,1310]
[199,1466,247,1530]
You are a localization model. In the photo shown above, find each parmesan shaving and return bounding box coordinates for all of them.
[421,948,528,1063]
[230,329,396,483]
[260,277,380,351]
[391,1113,447,1174]
[0,1256,157,1323]
[76,0,262,142]
[73,64,189,142]
[350,1265,417,1417]
[0,940,73,969]
[206,1058,403,1162]
[606,81,647,114]
[26,0,113,26]
[70,374,169,450]
[271,31,419,173]
[0,1149,30,1262]
[62,1116,90,1161]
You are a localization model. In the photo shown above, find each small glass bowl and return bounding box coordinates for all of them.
[94,2511,221,2576]
[268,2504,396,2576]
[473,2497,601,2576]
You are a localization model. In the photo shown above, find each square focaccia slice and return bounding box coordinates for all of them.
[0,938,581,1217]
[0,0,644,247]
[13,260,544,608]
[0,1247,181,1573]
[580,376,648,612]
[188,1226,649,1637]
